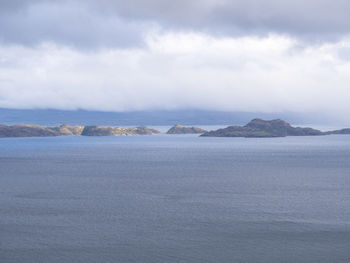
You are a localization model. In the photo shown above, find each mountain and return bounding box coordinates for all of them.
[0,108,321,126]
[201,119,324,137]
[166,125,207,134]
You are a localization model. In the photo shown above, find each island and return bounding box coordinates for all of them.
[166,125,207,134]
[81,126,160,136]
[324,128,350,135]
[1,119,350,138]
[0,124,160,138]
[201,118,350,138]
[0,124,81,137]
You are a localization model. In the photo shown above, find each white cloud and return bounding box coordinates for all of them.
[1,32,350,120]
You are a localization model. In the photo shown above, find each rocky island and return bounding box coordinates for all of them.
[201,118,350,138]
[0,124,160,138]
[0,124,83,137]
[167,125,207,134]
[81,126,160,136]
[1,119,350,138]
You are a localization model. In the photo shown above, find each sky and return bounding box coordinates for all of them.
[1,0,350,122]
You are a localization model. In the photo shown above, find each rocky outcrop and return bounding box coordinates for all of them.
[81,126,160,136]
[133,126,161,135]
[201,119,323,138]
[167,125,207,134]
[51,124,85,135]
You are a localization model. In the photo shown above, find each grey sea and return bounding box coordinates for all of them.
[1,133,350,263]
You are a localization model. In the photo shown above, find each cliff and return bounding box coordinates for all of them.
[167,125,207,134]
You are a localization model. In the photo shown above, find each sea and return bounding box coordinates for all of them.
[1,131,350,263]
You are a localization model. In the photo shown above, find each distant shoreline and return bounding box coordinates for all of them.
[1,119,350,138]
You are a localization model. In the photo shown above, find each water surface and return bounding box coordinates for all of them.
[1,134,350,263]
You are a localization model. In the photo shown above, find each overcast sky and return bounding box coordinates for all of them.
[1,0,350,121]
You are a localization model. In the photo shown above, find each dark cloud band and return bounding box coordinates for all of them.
[0,0,350,47]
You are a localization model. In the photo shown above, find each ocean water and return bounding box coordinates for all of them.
[1,134,350,263]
